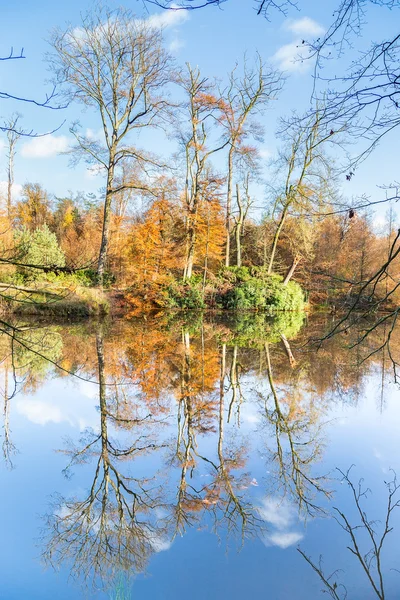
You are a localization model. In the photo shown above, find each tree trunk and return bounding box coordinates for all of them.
[218,343,226,455]
[183,209,197,279]
[235,225,241,267]
[225,146,234,267]
[185,235,195,279]
[283,255,300,285]
[267,203,289,275]
[203,207,211,292]
[280,334,296,367]
[96,327,109,465]
[97,161,115,287]
[235,183,243,267]
[7,151,13,219]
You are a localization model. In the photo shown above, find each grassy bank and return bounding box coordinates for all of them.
[0,266,306,318]
[0,283,110,318]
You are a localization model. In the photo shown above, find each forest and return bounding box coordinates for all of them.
[1,3,398,319]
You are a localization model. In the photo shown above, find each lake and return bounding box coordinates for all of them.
[1,312,400,599]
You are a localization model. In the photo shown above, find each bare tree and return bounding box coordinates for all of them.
[177,63,228,279]
[260,342,330,514]
[43,326,169,591]
[143,0,223,8]
[267,109,341,278]
[48,6,173,286]
[169,334,259,539]
[299,468,400,599]
[145,0,400,166]
[1,48,64,134]
[233,180,252,267]
[221,55,282,266]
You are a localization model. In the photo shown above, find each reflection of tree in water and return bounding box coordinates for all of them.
[43,327,170,590]
[1,352,17,468]
[0,313,399,592]
[259,341,331,515]
[169,335,261,540]
[0,322,63,467]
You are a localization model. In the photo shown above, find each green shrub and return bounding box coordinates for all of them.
[217,268,304,312]
[166,280,205,310]
[74,268,116,288]
[14,225,66,282]
[14,328,63,377]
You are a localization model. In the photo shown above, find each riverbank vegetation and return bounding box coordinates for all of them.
[0,170,395,315]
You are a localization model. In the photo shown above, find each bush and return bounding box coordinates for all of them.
[73,268,116,288]
[14,225,66,281]
[123,267,305,314]
[217,267,304,312]
[166,280,205,310]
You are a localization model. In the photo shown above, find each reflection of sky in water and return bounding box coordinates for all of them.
[1,329,400,600]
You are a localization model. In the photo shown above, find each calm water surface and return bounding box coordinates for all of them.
[1,313,400,599]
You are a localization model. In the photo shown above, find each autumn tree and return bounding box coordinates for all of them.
[128,178,181,287]
[15,183,53,231]
[195,185,225,288]
[49,6,173,286]
[52,194,102,269]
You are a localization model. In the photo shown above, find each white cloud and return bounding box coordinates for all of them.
[73,7,189,43]
[266,531,304,549]
[21,135,70,158]
[85,128,104,142]
[148,533,172,552]
[259,147,272,161]
[79,380,100,399]
[373,214,386,231]
[285,17,325,37]
[147,5,189,29]
[258,496,296,529]
[0,181,22,200]
[273,17,324,73]
[258,496,304,549]
[169,37,185,53]
[273,41,311,73]
[85,165,105,179]
[16,380,100,430]
[17,400,72,426]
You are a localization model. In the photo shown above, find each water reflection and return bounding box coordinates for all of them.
[43,326,170,587]
[0,312,399,597]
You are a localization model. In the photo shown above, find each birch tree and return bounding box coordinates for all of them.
[4,114,22,218]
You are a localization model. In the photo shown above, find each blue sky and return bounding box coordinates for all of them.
[0,0,398,226]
